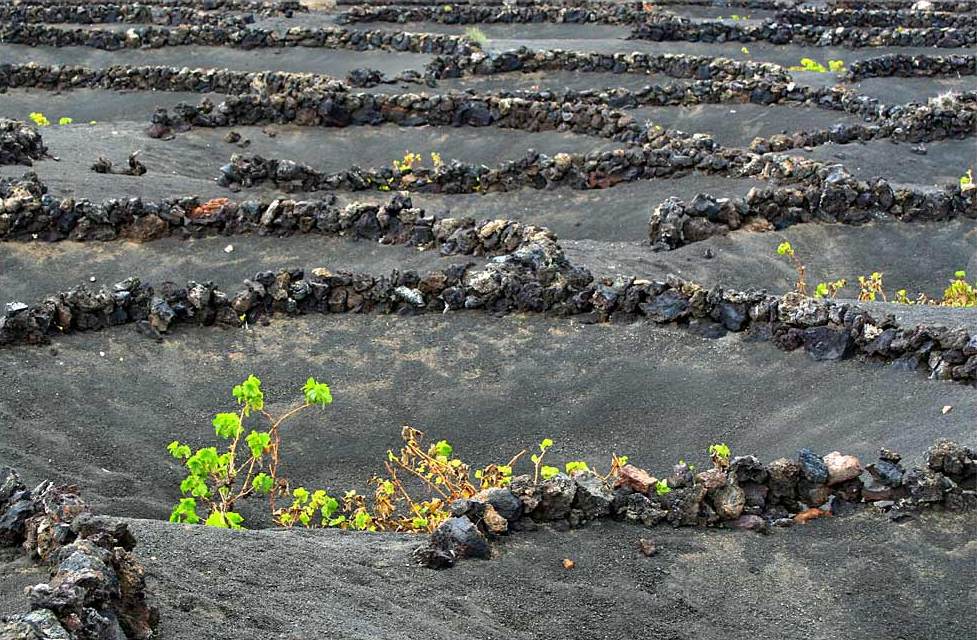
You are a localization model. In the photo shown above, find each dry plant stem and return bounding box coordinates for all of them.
[383,462,424,519]
[793,257,807,295]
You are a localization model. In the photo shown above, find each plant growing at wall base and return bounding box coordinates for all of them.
[776,241,807,295]
[709,443,731,469]
[28,112,50,127]
[167,375,333,529]
[814,278,847,299]
[532,438,558,482]
[961,169,974,191]
[464,26,487,46]
[857,272,886,302]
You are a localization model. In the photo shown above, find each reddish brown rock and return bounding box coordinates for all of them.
[696,468,727,490]
[614,464,657,494]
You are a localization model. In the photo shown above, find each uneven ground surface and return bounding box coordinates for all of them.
[0,1,975,638]
[5,512,975,640]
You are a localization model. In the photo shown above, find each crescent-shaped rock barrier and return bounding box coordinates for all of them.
[0,119,48,166]
[648,164,977,250]
[845,53,977,81]
[0,468,158,640]
[418,438,977,568]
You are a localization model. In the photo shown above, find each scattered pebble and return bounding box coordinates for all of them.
[638,539,657,557]
[562,558,575,570]
[224,244,234,254]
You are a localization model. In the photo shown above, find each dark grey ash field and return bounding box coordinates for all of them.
[0,0,975,638]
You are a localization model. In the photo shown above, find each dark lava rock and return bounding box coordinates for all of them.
[802,326,852,361]
[639,290,690,323]
[798,449,829,484]
[572,474,614,521]
[422,517,490,569]
[534,473,577,521]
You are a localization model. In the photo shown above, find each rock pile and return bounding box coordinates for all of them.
[0,468,158,640]
[417,439,977,568]
[0,119,47,166]
[648,164,977,250]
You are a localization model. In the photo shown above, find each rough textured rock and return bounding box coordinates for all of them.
[823,452,863,485]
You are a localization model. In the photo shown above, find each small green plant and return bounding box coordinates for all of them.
[28,112,50,127]
[789,58,827,73]
[276,487,342,528]
[655,479,672,496]
[464,26,488,46]
[776,241,807,295]
[167,375,333,529]
[942,270,977,307]
[531,438,556,482]
[827,59,845,73]
[740,46,750,55]
[814,278,847,299]
[961,169,974,191]
[708,443,731,469]
[565,461,590,475]
[58,116,73,125]
[392,151,422,173]
[431,151,443,169]
[857,272,886,302]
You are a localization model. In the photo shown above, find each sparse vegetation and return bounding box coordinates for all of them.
[788,58,845,73]
[167,375,333,528]
[777,241,808,295]
[464,26,488,46]
[708,443,731,469]
[775,243,975,306]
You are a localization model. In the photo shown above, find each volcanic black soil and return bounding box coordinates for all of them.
[1,1,975,638]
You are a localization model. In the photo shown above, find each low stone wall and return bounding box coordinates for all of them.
[8,0,305,14]
[846,53,977,81]
[0,178,560,259]
[0,3,255,27]
[775,8,977,29]
[0,62,347,96]
[629,16,975,48]
[828,0,973,11]
[145,91,693,146]
[0,23,477,54]
[211,142,745,195]
[427,48,790,83]
[0,119,47,166]
[2,221,975,384]
[337,4,642,25]
[748,92,977,151]
[419,439,977,567]
[0,468,158,639]
[648,165,977,250]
